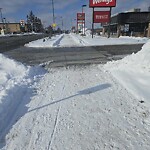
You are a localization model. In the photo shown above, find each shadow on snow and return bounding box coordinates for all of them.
[0,82,111,149]
[28,83,111,113]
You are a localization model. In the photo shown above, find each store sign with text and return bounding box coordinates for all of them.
[20,20,25,27]
[77,13,85,21]
[94,11,110,23]
[89,0,116,7]
[77,23,84,30]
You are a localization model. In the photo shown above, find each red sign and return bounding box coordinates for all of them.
[77,13,85,21]
[94,11,110,23]
[89,0,116,7]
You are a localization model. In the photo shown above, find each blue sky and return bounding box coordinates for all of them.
[0,0,150,29]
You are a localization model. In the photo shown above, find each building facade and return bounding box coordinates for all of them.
[103,11,150,37]
[0,23,27,34]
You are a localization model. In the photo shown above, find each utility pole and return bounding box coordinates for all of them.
[107,7,112,38]
[52,0,55,24]
[0,8,4,29]
[61,16,63,31]
[0,8,3,23]
[51,0,56,35]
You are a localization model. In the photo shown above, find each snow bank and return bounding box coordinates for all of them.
[70,33,149,47]
[0,54,46,136]
[25,34,64,47]
[24,33,149,48]
[104,39,150,102]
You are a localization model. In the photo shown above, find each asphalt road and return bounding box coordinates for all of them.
[3,44,143,67]
[0,34,144,67]
[0,34,47,52]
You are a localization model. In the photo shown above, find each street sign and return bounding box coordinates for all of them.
[94,11,110,23]
[52,23,57,28]
[89,0,116,7]
[77,13,86,33]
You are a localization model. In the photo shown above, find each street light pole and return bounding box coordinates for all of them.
[82,5,86,35]
[3,17,6,32]
[0,8,4,24]
[61,17,63,32]
[52,0,55,24]
[0,8,3,23]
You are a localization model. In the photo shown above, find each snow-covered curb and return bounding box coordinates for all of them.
[25,34,64,48]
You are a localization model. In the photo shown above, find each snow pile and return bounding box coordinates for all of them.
[0,54,28,98]
[105,39,150,102]
[0,54,46,137]
[85,29,92,36]
[119,36,148,41]
[70,33,149,46]
[25,34,64,47]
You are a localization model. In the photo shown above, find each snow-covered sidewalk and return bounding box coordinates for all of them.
[0,38,150,149]
[1,65,150,150]
[57,34,82,47]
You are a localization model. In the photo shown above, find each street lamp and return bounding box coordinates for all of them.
[60,16,64,32]
[82,5,86,35]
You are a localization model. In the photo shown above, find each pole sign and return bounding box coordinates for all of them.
[77,13,85,21]
[20,20,25,27]
[77,13,85,32]
[94,11,110,23]
[89,0,116,7]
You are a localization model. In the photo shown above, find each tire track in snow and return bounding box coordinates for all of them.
[26,95,51,149]
[26,75,66,150]
[24,74,63,149]
[47,78,66,150]
[47,106,61,150]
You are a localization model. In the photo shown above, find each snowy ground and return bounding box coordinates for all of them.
[25,33,149,48]
[0,36,150,149]
[0,32,42,37]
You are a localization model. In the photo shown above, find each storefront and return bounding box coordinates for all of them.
[103,11,150,37]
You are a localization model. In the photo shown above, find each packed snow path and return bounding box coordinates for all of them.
[1,65,150,150]
[57,34,81,47]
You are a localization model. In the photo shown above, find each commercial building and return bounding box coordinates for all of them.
[103,9,150,37]
[0,23,27,34]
